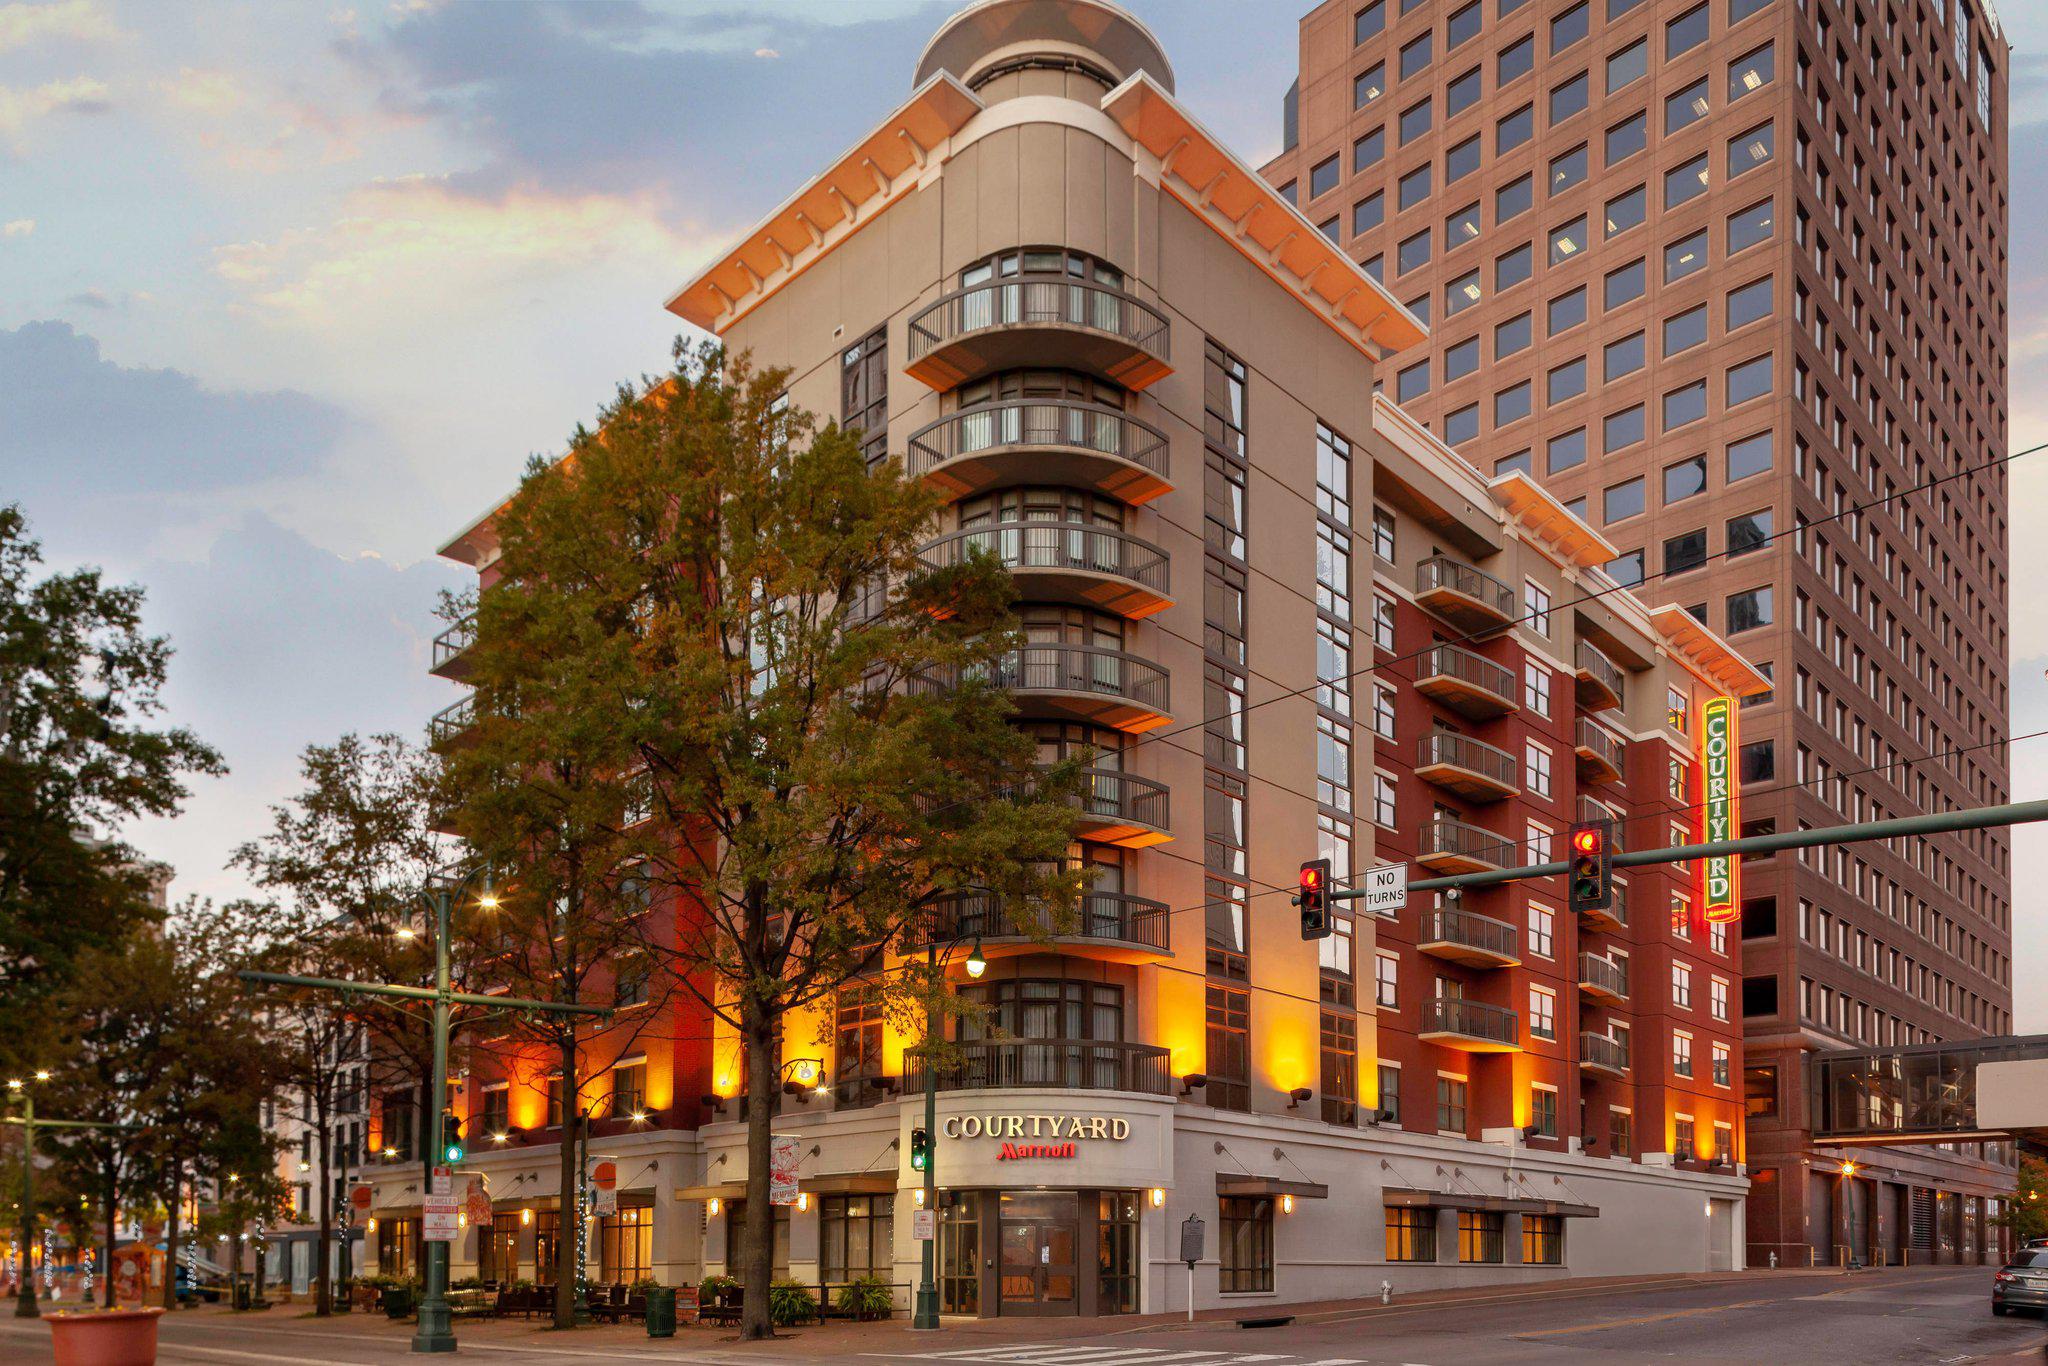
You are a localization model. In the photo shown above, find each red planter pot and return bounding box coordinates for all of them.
[45,1308,165,1366]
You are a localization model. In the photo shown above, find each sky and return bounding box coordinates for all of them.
[3,0,2047,1026]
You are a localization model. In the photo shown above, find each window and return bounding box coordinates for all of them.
[1447,65,1482,117]
[1604,258,1645,309]
[1546,427,1586,473]
[1447,269,1483,314]
[1354,127,1385,172]
[1437,1074,1468,1132]
[1495,242,1533,290]
[1444,404,1479,445]
[1744,1064,1779,1117]
[1526,741,1553,797]
[1605,185,1645,236]
[1399,31,1433,80]
[821,1194,895,1284]
[1551,1,1588,50]
[1728,42,1774,100]
[1354,0,1386,41]
[1710,977,1730,1022]
[1664,528,1707,575]
[1355,63,1386,108]
[1523,1215,1563,1265]
[1549,71,1589,122]
[1604,476,1645,522]
[1496,311,1532,356]
[1739,738,1773,783]
[1499,34,1534,84]
[1459,1210,1505,1263]
[1375,951,1400,1009]
[1664,455,1707,504]
[1530,1086,1558,1139]
[1666,3,1708,57]
[1664,230,1708,281]
[1547,356,1586,402]
[1665,154,1709,208]
[1528,905,1555,959]
[1448,0,1482,47]
[1606,112,1646,166]
[1310,155,1340,200]
[1352,192,1384,236]
[1728,199,1774,252]
[1522,579,1552,636]
[1726,509,1771,556]
[1205,984,1251,1111]
[1399,228,1432,274]
[1495,450,1531,477]
[1672,962,1693,1009]
[1548,287,1587,336]
[480,1086,509,1137]
[614,955,650,1007]
[1727,431,1772,481]
[1443,136,1482,186]
[1219,1196,1274,1293]
[1497,172,1533,221]
[1397,359,1429,402]
[1549,216,1586,264]
[1524,663,1551,716]
[1445,336,1480,380]
[1400,98,1433,144]
[1605,550,1643,585]
[1663,380,1707,431]
[1666,78,1710,133]
[1604,332,1645,380]
[1398,164,1432,210]
[1665,303,1709,354]
[1726,586,1772,633]
[1386,1207,1436,1261]
[1726,354,1770,406]
[1529,986,1557,1041]
[1673,1030,1694,1078]
[1496,380,1532,426]
[1549,144,1588,195]
[1372,772,1397,826]
[1729,121,1774,177]
[1597,403,1646,450]
[1726,276,1771,329]
[1729,0,1769,19]
[1377,1061,1402,1124]
[612,1059,648,1117]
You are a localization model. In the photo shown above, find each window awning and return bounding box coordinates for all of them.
[673,1183,744,1202]
[1383,1187,1598,1218]
[1216,1174,1329,1200]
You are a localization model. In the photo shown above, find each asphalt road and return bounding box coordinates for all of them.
[0,1269,2037,1365]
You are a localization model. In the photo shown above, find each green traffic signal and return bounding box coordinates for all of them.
[909,1126,931,1172]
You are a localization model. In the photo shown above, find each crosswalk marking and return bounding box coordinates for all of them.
[867,1349,1365,1366]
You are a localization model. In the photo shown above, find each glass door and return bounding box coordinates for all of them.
[998,1192,1079,1314]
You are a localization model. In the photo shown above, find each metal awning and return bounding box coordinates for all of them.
[1216,1175,1330,1200]
[1383,1187,1598,1218]
[673,1183,745,1202]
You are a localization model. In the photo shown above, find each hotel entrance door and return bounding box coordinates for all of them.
[998,1192,1079,1314]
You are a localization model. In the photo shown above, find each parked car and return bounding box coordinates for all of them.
[1993,1247,2048,1316]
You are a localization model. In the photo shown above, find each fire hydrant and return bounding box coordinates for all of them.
[1768,1251,1778,1270]
[1380,1280,1393,1305]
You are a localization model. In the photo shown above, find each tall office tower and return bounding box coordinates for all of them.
[1264,0,2013,1266]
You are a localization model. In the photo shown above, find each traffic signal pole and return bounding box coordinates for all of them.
[1331,797,2048,901]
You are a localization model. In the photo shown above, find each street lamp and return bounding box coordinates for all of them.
[4,1074,140,1318]
[913,926,987,1331]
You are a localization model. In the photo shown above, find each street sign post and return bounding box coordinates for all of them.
[1361,863,1407,916]
[430,1166,452,1198]
[911,1209,935,1242]
[422,1193,459,1244]
[1178,1214,1203,1322]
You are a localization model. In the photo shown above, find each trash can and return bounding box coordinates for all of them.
[382,1285,412,1319]
[233,1282,251,1311]
[645,1285,677,1338]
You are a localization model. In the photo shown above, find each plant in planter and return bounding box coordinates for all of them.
[630,1277,661,1297]
[697,1273,738,1306]
[835,1276,894,1321]
[767,1279,817,1328]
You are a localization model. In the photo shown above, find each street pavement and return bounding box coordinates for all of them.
[0,1268,2038,1365]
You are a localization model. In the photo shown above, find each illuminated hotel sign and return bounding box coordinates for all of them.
[941,1113,1132,1161]
[1700,695,1739,923]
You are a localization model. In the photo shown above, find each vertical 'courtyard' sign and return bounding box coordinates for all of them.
[1700,695,1739,922]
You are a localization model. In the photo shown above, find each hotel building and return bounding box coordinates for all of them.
[1261,0,2013,1265]
[371,0,1771,1315]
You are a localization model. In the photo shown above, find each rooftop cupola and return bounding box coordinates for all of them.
[914,0,1174,98]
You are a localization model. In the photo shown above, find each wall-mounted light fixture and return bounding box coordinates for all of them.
[700,1093,727,1114]
[1179,1073,1208,1097]
[521,1208,532,1226]
[796,1192,810,1212]
[1148,1188,1166,1208]
[707,1197,722,1217]
[1280,1194,1295,1215]
[913,1188,927,1208]
[1286,1087,1313,1110]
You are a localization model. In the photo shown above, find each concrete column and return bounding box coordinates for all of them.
[1501,1211,1523,1265]
[1434,1208,1459,1265]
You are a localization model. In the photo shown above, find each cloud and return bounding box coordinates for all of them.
[0,0,121,52]
[2,217,30,236]
[754,47,779,59]
[0,73,110,149]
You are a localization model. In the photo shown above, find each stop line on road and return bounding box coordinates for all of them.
[864,1344,1415,1366]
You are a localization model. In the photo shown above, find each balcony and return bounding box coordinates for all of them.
[1414,644,1519,721]
[1070,767,1172,848]
[1577,952,1630,1006]
[1579,1031,1631,1079]
[1577,881,1628,933]
[1415,731,1519,802]
[920,523,1172,620]
[906,401,1172,506]
[905,276,1172,394]
[901,1038,1171,1096]
[430,613,476,681]
[1574,718,1626,785]
[427,695,474,747]
[1415,556,1516,634]
[1575,640,1625,713]
[1420,998,1520,1053]
[995,644,1171,733]
[1419,908,1520,969]
[1417,817,1520,875]
[910,888,1170,963]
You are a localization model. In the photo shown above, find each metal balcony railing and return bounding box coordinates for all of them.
[906,400,1170,482]
[1423,908,1519,961]
[908,277,1169,365]
[1418,644,1518,706]
[1577,952,1630,1000]
[428,695,474,744]
[920,523,1169,592]
[1575,718,1627,774]
[1422,818,1521,868]
[911,889,1170,953]
[432,613,476,674]
[1415,555,1516,620]
[1074,767,1170,831]
[1576,797,1625,850]
[1424,997,1519,1047]
[1576,640,1625,704]
[901,1039,1172,1096]
[929,643,1169,708]
[1417,730,1520,787]
[1580,1031,1631,1074]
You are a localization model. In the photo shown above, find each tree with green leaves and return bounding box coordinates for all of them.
[442,344,1083,1338]
[0,505,223,1065]
[1994,1154,2048,1247]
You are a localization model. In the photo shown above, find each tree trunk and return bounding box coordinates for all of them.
[314,1111,332,1316]
[552,1036,579,1330]
[227,1223,240,1310]
[102,1168,116,1309]
[161,1162,181,1311]
[739,992,777,1341]
[254,1226,268,1306]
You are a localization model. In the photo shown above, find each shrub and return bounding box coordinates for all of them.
[835,1276,893,1319]
[768,1279,817,1327]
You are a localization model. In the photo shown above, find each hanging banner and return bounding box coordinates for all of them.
[768,1135,801,1205]
[1700,695,1739,922]
[465,1176,492,1229]
[590,1160,618,1216]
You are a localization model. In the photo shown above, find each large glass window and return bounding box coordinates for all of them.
[1354,126,1385,172]
[598,1197,653,1285]
[1606,112,1646,166]
[1728,199,1774,253]
[1098,1192,1140,1314]
[821,1194,895,1286]
[1310,155,1339,200]
[1355,63,1386,109]
[1727,276,1772,329]
[1447,134,1482,182]
[1447,66,1482,118]
[1386,1207,1437,1261]
[1549,71,1589,123]
[1459,1211,1505,1262]
[1729,121,1774,177]
[1497,102,1534,151]
[1219,1196,1274,1292]
[1666,78,1710,133]
[1728,42,1774,100]
[1665,303,1709,354]
[1608,40,1646,92]
[1399,164,1432,210]
[1666,3,1708,57]
[1604,258,1645,308]
[1400,98,1434,144]
[378,1218,419,1280]
[1206,983,1250,1111]
[1664,230,1708,282]
[1549,143,1588,194]
[1496,242,1533,290]
[1499,35,1534,84]
[1354,0,1385,43]
[1523,1214,1564,1265]
[1665,154,1709,208]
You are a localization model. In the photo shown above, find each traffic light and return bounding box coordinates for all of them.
[909,1126,932,1174]
[441,1112,465,1165]
[1298,858,1332,940]
[1567,819,1612,913]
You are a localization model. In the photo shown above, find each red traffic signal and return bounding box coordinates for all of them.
[1571,826,1602,855]
[1298,858,1332,940]
[1566,819,1612,913]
